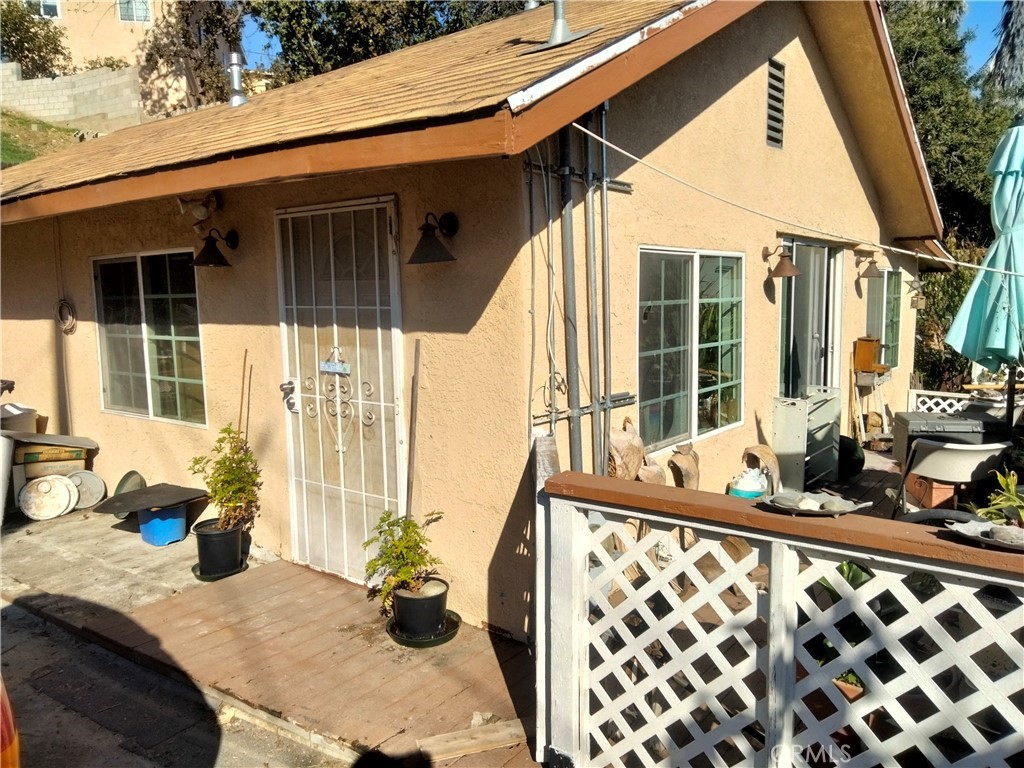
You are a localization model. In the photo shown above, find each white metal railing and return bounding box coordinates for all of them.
[537,476,1024,768]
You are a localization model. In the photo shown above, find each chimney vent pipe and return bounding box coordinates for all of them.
[228,51,247,108]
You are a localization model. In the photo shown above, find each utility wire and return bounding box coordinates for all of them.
[569,121,1024,280]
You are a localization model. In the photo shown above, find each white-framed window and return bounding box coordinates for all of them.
[867,268,902,368]
[25,0,59,18]
[118,0,150,22]
[638,247,743,448]
[93,251,206,423]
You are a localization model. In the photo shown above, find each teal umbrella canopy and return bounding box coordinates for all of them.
[945,119,1024,373]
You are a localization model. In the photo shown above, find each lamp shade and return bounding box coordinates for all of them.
[408,214,458,264]
[770,252,801,278]
[191,228,237,268]
[860,259,883,279]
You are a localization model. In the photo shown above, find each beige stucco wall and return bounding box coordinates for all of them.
[1,157,536,638]
[530,2,918,499]
[1,2,925,641]
[53,0,172,68]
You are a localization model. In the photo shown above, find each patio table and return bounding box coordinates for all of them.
[94,483,207,520]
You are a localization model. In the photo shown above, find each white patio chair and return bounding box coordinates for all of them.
[888,438,1012,519]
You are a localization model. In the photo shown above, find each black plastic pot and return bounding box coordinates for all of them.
[393,578,449,640]
[193,519,243,579]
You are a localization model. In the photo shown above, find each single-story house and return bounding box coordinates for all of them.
[0,0,948,640]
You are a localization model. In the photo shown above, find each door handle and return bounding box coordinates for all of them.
[280,379,299,413]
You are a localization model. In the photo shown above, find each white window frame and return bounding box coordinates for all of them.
[92,249,207,425]
[25,0,59,18]
[117,0,150,22]
[867,268,902,369]
[637,246,745,451]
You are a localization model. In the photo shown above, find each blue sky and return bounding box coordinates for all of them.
[962,0,1004,74]
[239,2,1006,74]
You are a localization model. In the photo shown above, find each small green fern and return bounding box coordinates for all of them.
[363,510,442,615]
[188,425,262,531]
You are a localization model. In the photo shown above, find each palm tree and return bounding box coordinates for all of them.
[991,0,1024,108]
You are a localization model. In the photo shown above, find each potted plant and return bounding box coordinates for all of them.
[188,424,261,580]
[363,510,448,640]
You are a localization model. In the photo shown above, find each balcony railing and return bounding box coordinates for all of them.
[536,473,1024,767]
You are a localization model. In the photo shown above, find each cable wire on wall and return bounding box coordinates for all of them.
[569,121,1022,279]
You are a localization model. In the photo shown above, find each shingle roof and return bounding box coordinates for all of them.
[1,1,688,202]
[0,0,945,248]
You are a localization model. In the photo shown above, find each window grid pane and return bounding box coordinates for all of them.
[638,251,692,446]
[118,0,150,21]
[94,253,204,422]
[867,270,901,368]
[639,250,743,447]
[883,270,901,368]
[697,256,743,436]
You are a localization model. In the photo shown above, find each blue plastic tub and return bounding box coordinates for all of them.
[138,504,187,546]
[728,486,765,500]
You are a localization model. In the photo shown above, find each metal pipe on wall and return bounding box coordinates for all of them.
[584,117,603,474]
[600,102,613,475]
[559,127,583,471]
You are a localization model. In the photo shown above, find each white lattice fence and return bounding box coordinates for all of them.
[908,389,974,414]
[539,498,1024,768]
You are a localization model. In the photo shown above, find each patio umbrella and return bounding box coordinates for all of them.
[946,116,1024,429]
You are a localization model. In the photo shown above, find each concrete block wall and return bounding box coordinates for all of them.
[0,62,147,133]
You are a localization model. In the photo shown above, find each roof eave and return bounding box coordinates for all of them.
[0,110,515,224]
[1,0,764,225]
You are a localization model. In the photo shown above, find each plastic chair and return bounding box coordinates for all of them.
[888,438,1012,519]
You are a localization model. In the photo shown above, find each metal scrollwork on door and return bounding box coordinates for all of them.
[362,381,374,398]
[302,375,319,418]
[362,408,376,427]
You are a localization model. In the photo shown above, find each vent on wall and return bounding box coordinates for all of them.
[767,58,785,148]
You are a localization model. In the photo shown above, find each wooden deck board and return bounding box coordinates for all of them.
[72,558,537,762]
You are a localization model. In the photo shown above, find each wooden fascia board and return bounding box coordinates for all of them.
[863,0,943,237]
[0,110,514,224]
[506,0,764,152]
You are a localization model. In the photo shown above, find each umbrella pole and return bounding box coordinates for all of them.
[1008,364,1018,433]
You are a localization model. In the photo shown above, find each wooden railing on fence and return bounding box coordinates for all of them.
[536,472,1024,767]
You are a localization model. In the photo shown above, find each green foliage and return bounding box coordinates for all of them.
[82,56,130,71]
[913,236,983,390]
[0,108,78,167]
[884,1,1015,245]
[990,0,1024,109]
[139,0,243,106]
[813,560,876,689]
[968,467,1024,526]
[0,0,72,79]
[885,2,1018,390]
[245,0,523,86]
[363,510,442,615]
[189,425,262,530]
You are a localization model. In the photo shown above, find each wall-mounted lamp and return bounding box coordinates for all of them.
[853,244,884,279]
[192,228,238,267]
[856,254,883,279]
[408,212,459,264]
[762,245,801,278]
[178,191,222,222]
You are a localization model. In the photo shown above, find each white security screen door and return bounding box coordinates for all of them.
[278,198,403,581]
